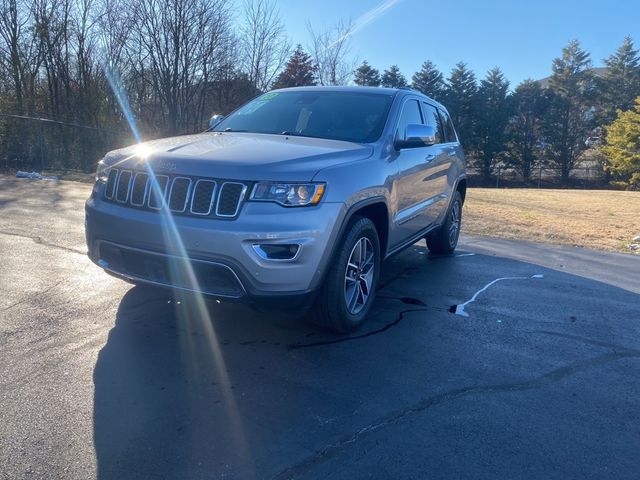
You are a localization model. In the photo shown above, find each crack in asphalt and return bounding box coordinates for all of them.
[289,308,430,349]
[270,350,640,480]
[0,230,86,255]
[376,266,419,291]
[1,280,66,312]
[289,296,453,350]
[376,295,429,306]
[533,330,640,355]
[288,263,446,349]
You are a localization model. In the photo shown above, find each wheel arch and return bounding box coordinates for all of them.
[334,196,390,260]
[455,176,467,204]
[349,200,390,257]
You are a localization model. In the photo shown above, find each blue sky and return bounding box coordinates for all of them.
[276,0,640,88]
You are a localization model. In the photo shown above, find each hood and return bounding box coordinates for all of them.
[105,132,374,181]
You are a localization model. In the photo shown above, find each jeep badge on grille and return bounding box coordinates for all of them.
[154,160,177,172]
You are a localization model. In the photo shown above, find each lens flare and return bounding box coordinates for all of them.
[103,62,141,143]
[134,143,153,159]
[103,62,253,474]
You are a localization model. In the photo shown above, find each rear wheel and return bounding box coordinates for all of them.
[426,191,462,254]
[309,216,380,333]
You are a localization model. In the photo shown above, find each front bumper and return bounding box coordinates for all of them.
[85,186,345,300]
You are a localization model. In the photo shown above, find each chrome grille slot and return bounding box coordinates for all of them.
[130,173,149,206]
[105,169,118,199]
[104,171,246,219]
[190,179,216,215]
[216,182,247,217]
[148,175,170,209]
[168,177,192,212]
[115,170,132,203]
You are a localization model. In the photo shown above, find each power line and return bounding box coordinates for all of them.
[0,112,123,134]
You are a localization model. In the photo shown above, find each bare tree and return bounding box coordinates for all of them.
[69,0,102,124]
[130,0,232,134]
[93,0,136,128]
[239,0,290,92]
[31,0,74,118]
[0,0,42,113]
[307,19,354,86]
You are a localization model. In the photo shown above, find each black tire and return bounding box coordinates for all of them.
[309,216,380,333]
[426,191,462,254]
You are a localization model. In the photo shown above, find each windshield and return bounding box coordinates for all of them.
[214,91,394,143]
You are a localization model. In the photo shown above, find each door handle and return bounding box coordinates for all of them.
[447,150,457,157]
[425,154,436,162]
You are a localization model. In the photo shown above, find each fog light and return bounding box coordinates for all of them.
[253,243,300,260]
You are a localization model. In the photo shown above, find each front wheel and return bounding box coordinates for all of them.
[309,216,380,333]
[427,191,462,254]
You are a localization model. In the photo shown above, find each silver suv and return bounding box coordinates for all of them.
[85,86,466,332]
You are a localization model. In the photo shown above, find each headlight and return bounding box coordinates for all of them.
[250,182,326,206]
[95,160,110,183]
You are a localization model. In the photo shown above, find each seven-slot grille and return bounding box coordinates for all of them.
[104,169,247,219]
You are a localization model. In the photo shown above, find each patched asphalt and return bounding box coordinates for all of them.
[1,177,639,480]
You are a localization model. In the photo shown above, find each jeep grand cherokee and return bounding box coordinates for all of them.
[85,86,466,332]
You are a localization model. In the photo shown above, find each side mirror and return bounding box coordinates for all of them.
[209,114,225,129]
[394,124,436,150]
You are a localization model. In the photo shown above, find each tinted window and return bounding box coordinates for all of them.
[438,108,457,143]
[215,91,393,143]
[422,102,444,144]
[395,99,423,140]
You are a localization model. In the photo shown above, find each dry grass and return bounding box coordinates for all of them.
[462,188,640,253]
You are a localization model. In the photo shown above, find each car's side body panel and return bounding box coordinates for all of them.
[312,89,465,258]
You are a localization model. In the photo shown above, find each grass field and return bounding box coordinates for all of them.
[462,188,640,253]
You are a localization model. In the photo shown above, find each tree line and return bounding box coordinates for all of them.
[350,38,640,187]
[0,0,358,136]
[0,0,638,187]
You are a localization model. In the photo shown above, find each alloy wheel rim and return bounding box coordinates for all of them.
[449,200,461,246]
[344,237,375,315]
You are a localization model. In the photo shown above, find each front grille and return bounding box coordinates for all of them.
[217,182,247,217]
[104,169,247,219]
[130,173,148,206]
[148,175,169,209]
[190,180,216,215]
[116,171,132,203]
[168,177,191,212]
[105,170,118,199]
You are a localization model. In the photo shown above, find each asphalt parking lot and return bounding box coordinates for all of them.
[1,176,640,480]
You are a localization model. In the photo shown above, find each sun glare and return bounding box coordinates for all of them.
[104,63,254,475]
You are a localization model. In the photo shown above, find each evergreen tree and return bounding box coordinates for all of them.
[601,97,640,189]
[506,80,549,181]
[599,36,640,123]
[444,62,478,151]
[353,61,381,86]
[381,65,407,88]
[476,67,511,182]
[411,61,445,100]
[272,45,317,89]
[544,40,594,182]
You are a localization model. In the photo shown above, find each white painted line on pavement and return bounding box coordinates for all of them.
[452,274,544,317]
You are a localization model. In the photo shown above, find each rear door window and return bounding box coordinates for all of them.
[421,102,444,144]
[438,108,458,143]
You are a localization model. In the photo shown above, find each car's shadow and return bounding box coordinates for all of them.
[93,244,640,480]
[91,245,459,479]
